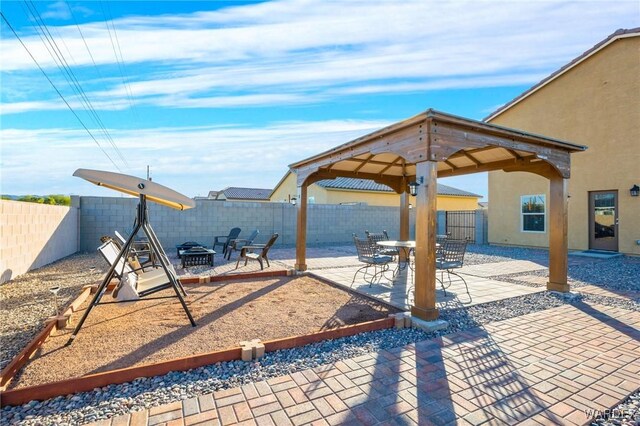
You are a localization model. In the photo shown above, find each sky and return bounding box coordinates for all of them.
[1,1,638,200]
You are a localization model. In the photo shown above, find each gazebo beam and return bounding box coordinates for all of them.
[295,184,308,272]
[548,173,569,291]
[399,177,410,262]
[411,160,439,321]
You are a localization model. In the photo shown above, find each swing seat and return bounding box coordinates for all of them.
[98,240,173,297]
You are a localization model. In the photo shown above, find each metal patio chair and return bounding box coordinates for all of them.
[436,238,471,302]
[352,234,393,287]
[365,229,399,259]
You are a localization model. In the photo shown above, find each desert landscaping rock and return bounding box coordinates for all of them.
[0,254,104,371]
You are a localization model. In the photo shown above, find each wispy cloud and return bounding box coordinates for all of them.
[2,0,637,112]
[0,119,391,195]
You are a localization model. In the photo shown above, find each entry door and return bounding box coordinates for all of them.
[588,191,618,251]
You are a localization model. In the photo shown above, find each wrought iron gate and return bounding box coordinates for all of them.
[445,211,476,242]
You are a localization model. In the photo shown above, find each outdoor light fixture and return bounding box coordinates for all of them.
[408,177,424,196]
[49,285,61,316]
[631,184,640,197]
[290,197,297,205]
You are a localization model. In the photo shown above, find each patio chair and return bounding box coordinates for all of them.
[100,235,151,272]
[114,230,155,268]
[365,230,399,258]
[225,229,260,260]
[436,238,471,302]
[352,234,393,287]
[98,240,179,298]
[213,227,241,257]
[235,233,279,270]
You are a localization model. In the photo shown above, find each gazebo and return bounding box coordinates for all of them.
[289,109,586,322]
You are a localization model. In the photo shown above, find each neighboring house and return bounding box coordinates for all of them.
[486,28,639,255]
[208,187,271,202]
[478,202,488,210]
[270,172,481,210]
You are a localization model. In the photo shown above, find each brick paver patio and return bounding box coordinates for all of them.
[89,302,640,426]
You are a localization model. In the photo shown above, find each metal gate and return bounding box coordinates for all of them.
[445,211,476,242]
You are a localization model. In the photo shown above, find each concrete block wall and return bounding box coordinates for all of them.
[78,197,420,252]
[475,209,489,245]
[0,200,79,283]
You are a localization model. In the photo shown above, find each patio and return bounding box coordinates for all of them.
[84,300,640,426]
[269,246,546,311]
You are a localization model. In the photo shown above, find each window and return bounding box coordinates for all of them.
[521,195,545,232]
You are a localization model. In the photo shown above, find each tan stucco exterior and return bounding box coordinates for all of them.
[488,34,640,254]
[270,172,480,210]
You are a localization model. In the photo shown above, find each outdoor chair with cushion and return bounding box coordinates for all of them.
[213,227,241,257]
[235,233,279,270]
[352,234,393,287]
[436,238,471,302]
[225,229,260,260]
[115,230,155,267]
[100,235,151,272]
[365,229,399,259]
[98,240,182,298]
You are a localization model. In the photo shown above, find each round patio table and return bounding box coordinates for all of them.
[377,240,416,275]
[376,240,441,276]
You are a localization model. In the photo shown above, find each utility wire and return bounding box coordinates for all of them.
[23,1,130,168]
[0,11,122,172]
[100,1,137,119]
[66,2,122,113]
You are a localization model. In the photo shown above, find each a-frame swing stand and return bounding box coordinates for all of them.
[66,194,196,345]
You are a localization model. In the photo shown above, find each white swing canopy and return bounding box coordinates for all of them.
[73,168,195,210]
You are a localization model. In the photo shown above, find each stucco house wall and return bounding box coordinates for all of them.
[487,33,640,254]
[270,172,479,210]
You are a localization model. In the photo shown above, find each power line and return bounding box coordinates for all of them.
[66,2,122,113]
[24,1,128,168]
[0,11,122,172]
[100,1,137,119]
[23,1,130,169]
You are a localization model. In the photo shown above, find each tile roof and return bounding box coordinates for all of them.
[315,177,481,197]
[220,187,272,200]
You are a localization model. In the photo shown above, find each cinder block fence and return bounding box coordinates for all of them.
[1,196,487,281]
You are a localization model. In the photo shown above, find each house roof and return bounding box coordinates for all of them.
[316,177,482,198]
[218,187,272,200]
[484,27,640,122]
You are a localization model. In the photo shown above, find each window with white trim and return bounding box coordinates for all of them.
[521,195,545,232]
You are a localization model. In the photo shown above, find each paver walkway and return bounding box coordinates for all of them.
[310,265,543,311]
[90,302,640,426]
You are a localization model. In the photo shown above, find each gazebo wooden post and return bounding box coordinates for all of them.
[547,173,569,292]
[399,177,410,262]
[295,183,308,272]
[411,160,439,321]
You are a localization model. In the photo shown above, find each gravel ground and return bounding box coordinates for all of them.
[0,254,104,371]
[590,389,640,425]
[3,290,634,426]
[522,256,640,294]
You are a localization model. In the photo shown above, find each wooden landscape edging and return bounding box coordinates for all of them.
[306,272,404,313]
[262,317,395,352]
[0,284,95,392]
[0,269,288,401]
[0,316,394,407]
[179,268,289,285]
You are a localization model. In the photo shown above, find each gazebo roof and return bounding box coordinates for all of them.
[289,109,586,189]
